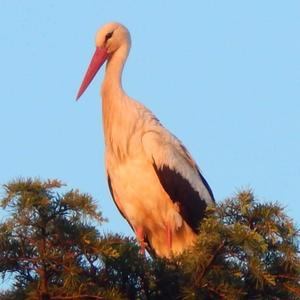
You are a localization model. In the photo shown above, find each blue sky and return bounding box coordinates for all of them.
[0,1,299,287]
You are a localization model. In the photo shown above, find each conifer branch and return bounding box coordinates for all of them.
[51,295,104,300]
[197,240,226,285]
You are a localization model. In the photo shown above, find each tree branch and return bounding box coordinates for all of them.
[51,295,104,300]
[197,240,225,286]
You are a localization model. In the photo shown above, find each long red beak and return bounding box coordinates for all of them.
[76,47,108,100]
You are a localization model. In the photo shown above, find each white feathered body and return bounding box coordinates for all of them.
[104,92,213,257]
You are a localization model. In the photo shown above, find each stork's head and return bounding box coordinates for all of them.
[76,22,131,100]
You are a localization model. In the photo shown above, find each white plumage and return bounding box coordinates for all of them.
[77,22,215,257]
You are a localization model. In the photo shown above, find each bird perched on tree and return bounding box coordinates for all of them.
[76,22,215,258]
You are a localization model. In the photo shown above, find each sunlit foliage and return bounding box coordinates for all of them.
[0,179,299,299]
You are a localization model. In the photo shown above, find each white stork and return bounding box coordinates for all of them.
[76,22,215,258]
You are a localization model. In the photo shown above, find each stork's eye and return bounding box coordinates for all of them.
[105,31,113,42]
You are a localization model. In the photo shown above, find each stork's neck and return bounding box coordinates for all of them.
[102,44,129,97]
[101,44,130,146]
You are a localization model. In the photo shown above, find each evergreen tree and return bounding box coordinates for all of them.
[178,191,300,299]
[0,179,299,299]
[0,178,123,300]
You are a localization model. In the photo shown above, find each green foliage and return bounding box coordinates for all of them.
[0,179,299,300]
[0,178,119,300]
[178,190,300,299]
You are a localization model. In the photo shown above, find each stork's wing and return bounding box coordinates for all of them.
[142,130,214,233]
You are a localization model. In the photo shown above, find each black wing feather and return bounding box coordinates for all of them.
[196,168,215,202]
[153,162,209,233]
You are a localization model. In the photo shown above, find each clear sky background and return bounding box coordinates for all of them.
[0,1,299,287]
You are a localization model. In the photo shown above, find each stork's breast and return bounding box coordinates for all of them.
[107,155,171,229]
